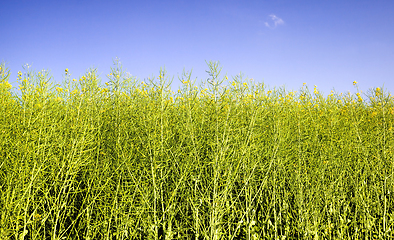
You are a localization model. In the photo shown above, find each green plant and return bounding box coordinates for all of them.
[0,60,393,239]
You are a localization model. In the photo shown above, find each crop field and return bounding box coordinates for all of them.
[0,60,394,239]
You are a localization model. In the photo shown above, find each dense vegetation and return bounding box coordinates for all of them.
[1,60,393,239]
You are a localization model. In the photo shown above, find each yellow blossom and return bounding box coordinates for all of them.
[34,214,42,221]
[376,87,381,96]
[4,82,12,89]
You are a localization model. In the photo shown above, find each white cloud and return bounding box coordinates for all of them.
[264,14,284,29]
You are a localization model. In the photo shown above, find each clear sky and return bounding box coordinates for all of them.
[2,0,394,96]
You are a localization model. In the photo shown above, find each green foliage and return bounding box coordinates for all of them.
[1,60,394,239]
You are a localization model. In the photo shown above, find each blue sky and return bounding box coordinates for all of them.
[2,0,394,95]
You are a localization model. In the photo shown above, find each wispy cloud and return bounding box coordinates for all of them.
[264,14,284,29]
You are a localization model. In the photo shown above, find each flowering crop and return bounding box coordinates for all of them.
[0,60,393,239]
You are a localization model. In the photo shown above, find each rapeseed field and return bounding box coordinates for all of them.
[1,60,393,239]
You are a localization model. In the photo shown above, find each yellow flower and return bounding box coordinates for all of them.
[353,81,357,85]
[34,214,42,221]
[225,76,228,80]
[65,68,68,74]
[5,82,12,89]
[376,87,381,96]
